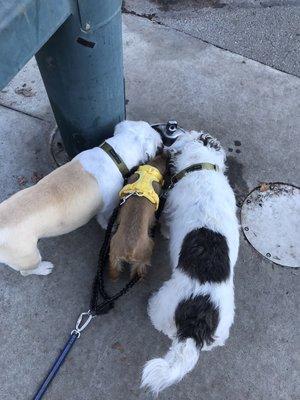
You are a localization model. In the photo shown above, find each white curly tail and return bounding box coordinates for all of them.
[141,338,199,395]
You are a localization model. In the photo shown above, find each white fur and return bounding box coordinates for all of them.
[20,261,54,276]
[142,131,239,394]
[76,120,162,228]
[142,338,199,396]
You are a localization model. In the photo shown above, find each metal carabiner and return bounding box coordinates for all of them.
[119,192,135,206]
[71,310,94,338]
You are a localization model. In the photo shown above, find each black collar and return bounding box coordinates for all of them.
[170,162,219,189]
[99,142,129,179]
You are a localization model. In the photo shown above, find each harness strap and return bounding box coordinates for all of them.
[119,165,164,211]
[170,162,219,188]
[99,141,129,178]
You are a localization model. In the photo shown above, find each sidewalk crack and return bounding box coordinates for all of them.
[0,103,47,122]
[122,6,163,24]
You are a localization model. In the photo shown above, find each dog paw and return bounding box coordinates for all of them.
[202,340,223,351]
[20,261,54,276]
[37,261,54,275]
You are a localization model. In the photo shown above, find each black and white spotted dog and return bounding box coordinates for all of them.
[141,131,239,394]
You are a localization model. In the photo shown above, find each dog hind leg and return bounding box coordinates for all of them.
[131,237,154,277]
[148,270,191,338]
[3,242,54,276]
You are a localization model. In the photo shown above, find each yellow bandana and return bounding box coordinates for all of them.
[119,165,164,210]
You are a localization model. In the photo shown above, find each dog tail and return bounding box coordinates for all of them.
[141,338,199,395]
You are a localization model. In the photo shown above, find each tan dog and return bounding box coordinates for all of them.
[0,161,101,276]
[0,121,162,276]
[109,153,168,280]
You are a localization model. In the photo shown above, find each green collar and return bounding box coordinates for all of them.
[99,142,129,179]
[170,162,219,188]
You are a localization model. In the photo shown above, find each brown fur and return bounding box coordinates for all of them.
[109,154,168,279]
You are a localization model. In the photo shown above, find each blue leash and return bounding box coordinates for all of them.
[33,334,78,400]
[33,311,93,400]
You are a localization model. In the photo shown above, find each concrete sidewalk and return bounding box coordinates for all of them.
[123,0,300,77]
[0,12,299,400]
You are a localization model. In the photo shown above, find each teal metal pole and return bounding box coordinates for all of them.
[36,0,125,157]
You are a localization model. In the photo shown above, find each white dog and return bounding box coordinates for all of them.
[0,121,162,276]
[142,131,239,394]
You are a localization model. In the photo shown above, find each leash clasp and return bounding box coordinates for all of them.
[71,310,94,338]
[119,192,135,205]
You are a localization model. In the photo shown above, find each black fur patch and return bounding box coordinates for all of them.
[178,228,230,283]
[175,295,219,348]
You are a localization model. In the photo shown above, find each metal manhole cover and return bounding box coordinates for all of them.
[241,183,300,268]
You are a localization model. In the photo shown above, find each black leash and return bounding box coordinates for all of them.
[89,207,140,316]
[32,203,141,400]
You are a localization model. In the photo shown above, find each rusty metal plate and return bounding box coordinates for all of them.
[241,183,300,268]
